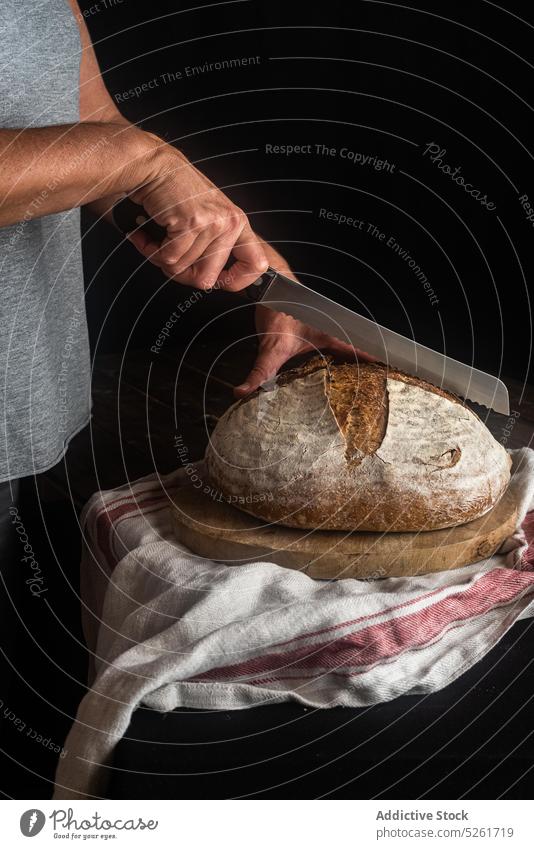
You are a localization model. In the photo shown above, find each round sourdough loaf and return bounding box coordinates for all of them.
[205,356,512,531]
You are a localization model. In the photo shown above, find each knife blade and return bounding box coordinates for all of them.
[112,198,509,414]
[247,268,510,415]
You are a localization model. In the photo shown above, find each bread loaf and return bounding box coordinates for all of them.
[205,357,511,531]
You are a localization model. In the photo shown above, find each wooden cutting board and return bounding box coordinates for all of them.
[171,484,519,579]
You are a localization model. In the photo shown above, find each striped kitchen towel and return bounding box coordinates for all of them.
[54,448,534,800]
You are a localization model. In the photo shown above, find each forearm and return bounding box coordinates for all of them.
[0,122,156,228]
[83,109,132,226]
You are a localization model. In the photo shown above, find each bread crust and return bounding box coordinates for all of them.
[205,357,511,532]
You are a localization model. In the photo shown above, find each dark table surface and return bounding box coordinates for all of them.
[5,337,533,799]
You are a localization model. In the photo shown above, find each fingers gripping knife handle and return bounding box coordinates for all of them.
[238,269,278,302]
[112,196,167,243]
[112,196,276,301]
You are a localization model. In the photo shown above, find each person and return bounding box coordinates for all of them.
[0,1,360,700]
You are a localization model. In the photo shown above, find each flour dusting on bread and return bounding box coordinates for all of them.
[205,357,511,532]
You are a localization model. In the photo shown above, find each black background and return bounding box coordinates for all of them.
[3,1,530,802]
[81,0,533,383]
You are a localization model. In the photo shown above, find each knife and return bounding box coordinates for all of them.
[113,197,510,414]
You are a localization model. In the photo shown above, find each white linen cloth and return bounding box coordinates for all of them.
[54,448,534,800]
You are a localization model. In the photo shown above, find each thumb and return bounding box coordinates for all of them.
[233,345,287,398]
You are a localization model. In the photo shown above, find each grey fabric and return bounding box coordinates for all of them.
[0,0,91,481]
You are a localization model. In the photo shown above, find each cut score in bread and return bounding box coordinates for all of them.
[205,356,511,532]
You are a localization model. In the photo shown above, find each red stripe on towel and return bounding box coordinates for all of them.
[193,568,534,682]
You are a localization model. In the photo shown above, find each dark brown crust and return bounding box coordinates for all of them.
[235,484,507,533]
[277,354,462,406]
[276,356,463,468]
[207,354,510,532]
[276,354,329,386]
[326,363,389,466]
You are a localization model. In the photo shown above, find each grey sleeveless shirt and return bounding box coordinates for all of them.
[0,0,91,481]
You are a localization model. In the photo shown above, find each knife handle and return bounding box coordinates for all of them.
[112,196,167,243]
[112,196,276,302]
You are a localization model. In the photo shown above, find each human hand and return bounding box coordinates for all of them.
[233,304,378,398]
[126,137,268,290]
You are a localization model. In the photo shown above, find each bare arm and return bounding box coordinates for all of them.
[71,0,131,224]
[0,121,155,228]
[0,0,139,224]
[0,2,268,291]
[71,1,272,289]
[67,1,370,395]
